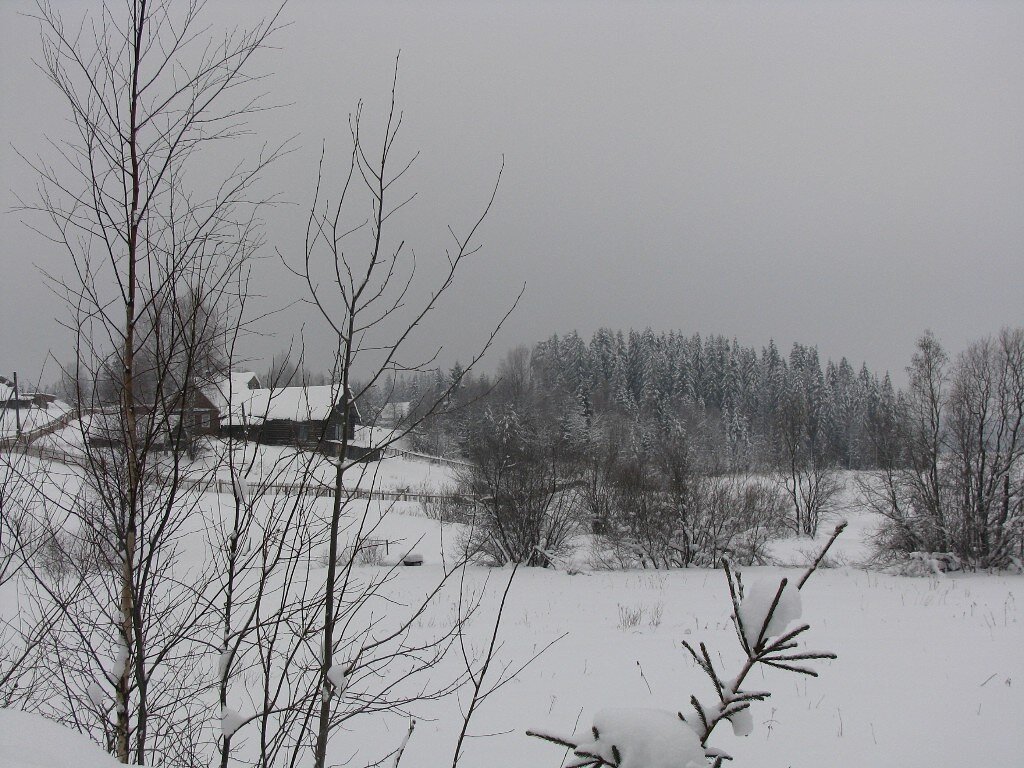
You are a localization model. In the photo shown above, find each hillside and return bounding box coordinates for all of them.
[0,453,1020,767]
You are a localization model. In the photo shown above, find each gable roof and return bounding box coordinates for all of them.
[202,372,262,416]
[223,384,357,426]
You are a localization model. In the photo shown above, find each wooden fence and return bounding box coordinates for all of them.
[3,442,464,505]
[2,406,476,505]
[0,409,79,450]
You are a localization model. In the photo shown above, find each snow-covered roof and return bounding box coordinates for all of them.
[380,401,411,421]
[202,371,262,415]
[350,424,400,448]
[225,384,351,425]
[0,382,34,409]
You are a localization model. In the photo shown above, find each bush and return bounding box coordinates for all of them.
[419,485,476,524]
[863,329,1024,569]
[692,478,789,566]
[458,481,583,567]
[592,474,787,569]
[457,406,584,566]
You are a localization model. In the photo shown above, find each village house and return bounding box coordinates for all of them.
[212,375,365,458]
[78,372,372,460]
[197,371,263,436]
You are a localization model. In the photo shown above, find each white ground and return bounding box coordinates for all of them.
[0,451,1021,768]
[0,401,71,438]
[31,423,458,493]
[0,708,122,768]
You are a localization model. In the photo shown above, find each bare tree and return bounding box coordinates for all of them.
[774,376,838,537]
[0,452,66,708]
[282,62,518,768]
[458,403,584,568]
[861,329,1024,569]
[13,6,519,765]
[901,330,952,551]
[944,328,1024,566]
[18,0,285,762]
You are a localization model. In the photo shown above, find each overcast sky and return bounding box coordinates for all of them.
[2,0,1022,388]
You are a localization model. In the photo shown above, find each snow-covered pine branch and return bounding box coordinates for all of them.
[527,521,846,767]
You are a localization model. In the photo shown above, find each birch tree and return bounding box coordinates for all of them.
[21,1,284,761]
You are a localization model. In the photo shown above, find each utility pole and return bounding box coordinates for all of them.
[13,371,21,436]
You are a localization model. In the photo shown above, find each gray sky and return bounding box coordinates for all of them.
[2,0,1023,387]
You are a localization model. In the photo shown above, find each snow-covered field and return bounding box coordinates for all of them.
[30,424,458,494]
[479,565,1022,768]
[1,450,1021,768]
[0,401,71,439]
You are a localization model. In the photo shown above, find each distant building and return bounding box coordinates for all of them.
[211,375,364,458]
[380,401,411,424]
[0,387,57,419]
[85,371,370,459]
[198,372,263,436]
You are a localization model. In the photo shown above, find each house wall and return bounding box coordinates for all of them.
[215,396,365,457]
[190,408,221,435]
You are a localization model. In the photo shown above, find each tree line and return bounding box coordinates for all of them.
[381,326,1022,569]
[392,329,895,472]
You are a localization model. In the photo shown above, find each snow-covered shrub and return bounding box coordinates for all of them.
[530,522,846,767]
[592,475,787,570]
[458,406,585,566]
[420,484,476,524]
[861,330,1024,570]
[873,550,965,576]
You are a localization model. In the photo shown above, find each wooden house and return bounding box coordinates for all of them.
[0,382,33,411]
[218,381,363,457]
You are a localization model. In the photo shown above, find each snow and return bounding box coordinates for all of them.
[86,681,107,709]
[221,384,347,425]
[380,401,411,422]
[726,705,754,737]
[231,470,249,503]
[107,636,129,688]
[202,372,261,416]
[0,709,131,768]
[327,664,348,693]
[572,709,705,768]
[208,439,456,493]
[350,423,402,449]
[24,421,455,495]
[1,454,1022,768]
[220,707,246,738]
[0,398,71,438]
[736,577,803,647]
[217,649,232,678]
